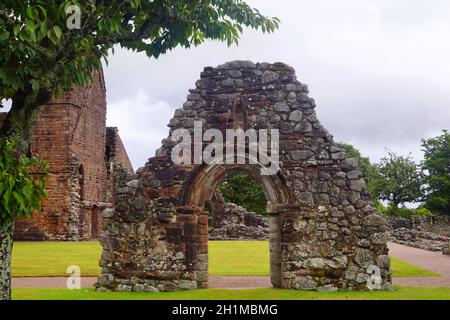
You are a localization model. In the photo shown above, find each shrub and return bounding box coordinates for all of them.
[384,205,417,218]
[0,137,48,224]
[416,207,433,216]
[374,199,386,214]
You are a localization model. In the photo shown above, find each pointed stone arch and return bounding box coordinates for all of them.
[97,61,391,292]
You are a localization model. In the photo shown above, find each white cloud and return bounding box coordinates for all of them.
[106,91,174,168]
[102,0,450,167]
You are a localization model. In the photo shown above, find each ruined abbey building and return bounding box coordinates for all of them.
[0,71,134,241]
[97,61,392,292]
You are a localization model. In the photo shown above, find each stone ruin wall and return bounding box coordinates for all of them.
[385,215,450,254]
[97,61,392,292]
[0,71,133,240]
[106,127,136,205]
[208,191,269,240]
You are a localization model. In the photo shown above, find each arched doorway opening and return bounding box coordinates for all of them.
[96,61,392,293]
[180,163,292,288]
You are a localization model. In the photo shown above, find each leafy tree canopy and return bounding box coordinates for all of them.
[421,130,450,215]
[0,0,279,301]
[372,150,423,207]
[0,0,279,109]
[0,137,48,223]
[218,173,267,215]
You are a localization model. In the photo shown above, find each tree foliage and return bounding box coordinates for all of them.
[0,0,279,111]
[421,130,450,215]
[218,173,267,215]
[372,150,423,207]
[0,0,279,300]
[0,137,48,225]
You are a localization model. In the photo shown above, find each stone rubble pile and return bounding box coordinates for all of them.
[209,203,269,240]
[385,215,450,254]
[390,227,449,252]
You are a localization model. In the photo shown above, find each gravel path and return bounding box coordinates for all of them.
[12,242,450,289]
[388,241,450,287]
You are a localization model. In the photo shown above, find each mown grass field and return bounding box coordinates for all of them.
[12,287,450,300]
[12,241,440,277]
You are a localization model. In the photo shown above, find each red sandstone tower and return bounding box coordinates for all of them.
[0,70,133,240]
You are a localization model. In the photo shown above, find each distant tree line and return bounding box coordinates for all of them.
[340,130,449,217]
[221,130,449,217]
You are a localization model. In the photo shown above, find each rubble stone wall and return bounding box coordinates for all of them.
[385,215,450,253]
[97,61,391,292]
[208,192,269,240]
[1,71,133,240]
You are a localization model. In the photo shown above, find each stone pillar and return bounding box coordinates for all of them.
[268,213,282,288]
[197,212,209,288]
[267,201,282,288]
[444,241,450,256]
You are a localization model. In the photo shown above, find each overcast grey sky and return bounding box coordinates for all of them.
[99,1,448,169]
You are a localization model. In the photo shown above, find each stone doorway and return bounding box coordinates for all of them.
[180,164,290,289]
[97,61,392,292]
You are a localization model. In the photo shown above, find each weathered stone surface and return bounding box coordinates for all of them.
[331,152,346,160]
[287,92,297,104]
[262,70,280,84]
[102,209,115,219]
[274,102,290,113]
[444,242,450,255]
[376,255,391,269]
[149,179,162,188]
[209,193,269,240]
[348,179,366,192]
[364,214,385,227]
[5,71,135,241]
[279,122,293,133]
[127,179,140,189]
[341,158,358,171]
[355,248,374,268]
[288,110,303,122]
[298,192,314,205]
[294,120,312,133]
[318,284,338,292]
[386,215,450,253]
[157,211,173,223]
[290,150,314,161]
[294,277,317,290]
[370,232,389,245]
[97,61,391,293]
[347,170,363,180]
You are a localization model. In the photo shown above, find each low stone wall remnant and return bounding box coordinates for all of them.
[385,215,450,254]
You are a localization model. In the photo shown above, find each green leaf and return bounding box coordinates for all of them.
[13,191,26,209]
[26,6,34,19]
[13,25,21,36]
[0,31,10,41]
[31,79,40,91]
[3,190,11,214]
[25,20,36,32]
[53,25,63,40]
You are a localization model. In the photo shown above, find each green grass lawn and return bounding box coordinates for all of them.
[12,241,440,278]
[390,257,440,277]
[12,287,450,300]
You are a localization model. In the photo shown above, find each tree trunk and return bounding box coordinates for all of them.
[0,90,49,301]
[0,220,14,300]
